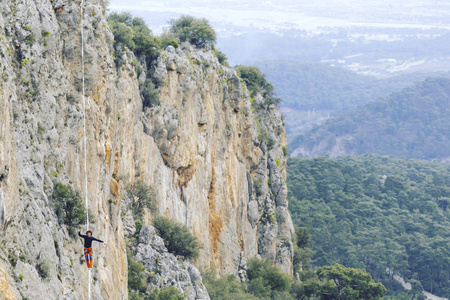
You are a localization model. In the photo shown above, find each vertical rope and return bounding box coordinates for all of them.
[88,269,92,298]
[80,1,91,300]
[80,0,89,230]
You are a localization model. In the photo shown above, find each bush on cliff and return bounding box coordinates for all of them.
[152,216,201,260]
[52,182,86,226]
[235,65,281,106]
[127,181,158,214]
[127,246,185,299]
[108,12,161,64]
[139,79,160,108]
[214,49,229,66]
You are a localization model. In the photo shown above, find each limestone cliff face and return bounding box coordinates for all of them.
[0,0,294,299]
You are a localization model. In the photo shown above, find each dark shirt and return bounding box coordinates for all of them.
[78,232,104,248]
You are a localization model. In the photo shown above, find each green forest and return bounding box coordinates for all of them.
[290,77,450,160]
[287,155,450,298]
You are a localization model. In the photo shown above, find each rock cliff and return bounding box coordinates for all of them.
[0,0,294,299]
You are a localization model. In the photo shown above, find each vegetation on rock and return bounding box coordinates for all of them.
[169,15,216,48]
[108,12,161,64]
[152,216,201,260]
[235,66,270,96]
[127,246,185,299]
[52,182,86,226]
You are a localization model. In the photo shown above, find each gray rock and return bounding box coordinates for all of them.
[122,213,136,239]
[134,225,210,299]
[247,200,259,228]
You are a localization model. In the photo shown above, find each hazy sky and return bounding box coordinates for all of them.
[108,0,450,34]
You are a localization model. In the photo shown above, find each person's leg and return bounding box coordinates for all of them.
[84,247,89,268]
[88,247,93,268]
[84,247,93,268]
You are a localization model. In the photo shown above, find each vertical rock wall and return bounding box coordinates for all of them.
[0,0,294,299]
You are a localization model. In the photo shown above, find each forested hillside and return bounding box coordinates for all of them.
[254,61,448,138]
[255,60,439,112]
[289,77,450,160]
[287,155,450,298]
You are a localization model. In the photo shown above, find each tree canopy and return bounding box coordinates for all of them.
[169,15,216,48]
[315,264,387,300]
[108,12,161,64]
[287,155,450,298]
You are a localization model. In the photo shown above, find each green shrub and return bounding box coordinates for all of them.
[132,32,161,63]
[127,181,157,214]
[275,158,281,167]
[203,271,258,300]
[66,94,77,103]
[25,32,35,45]
[135,219,143,235]
[147,287,184,300]
[169,15,216,48]
[108,12,161,65]
[8,253,17,267]
[214,50,229,66]
[160,31,180,49]
[108,11,134,26]
[234,65,272,98]
[139,79,160,108]
[111,22,135,48]
[246,258,292,298]
[169,40,179,48]
[19,253,27,261]
[52,182,86,226]
[127,247,146,294]
[36,259,51,279]
[152,216,201,260]
[260,131,275,150]
[253,177,262,197]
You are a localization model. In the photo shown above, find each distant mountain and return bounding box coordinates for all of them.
[253,60,447,140]
[256,60,440,112]
[289,77,450,161]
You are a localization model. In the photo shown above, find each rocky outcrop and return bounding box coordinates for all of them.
[0,0,294,299]
[133,225,210,299]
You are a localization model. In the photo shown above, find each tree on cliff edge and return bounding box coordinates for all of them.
[169,15,216,48]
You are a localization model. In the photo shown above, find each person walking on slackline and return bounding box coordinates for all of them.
[78,230,107,269]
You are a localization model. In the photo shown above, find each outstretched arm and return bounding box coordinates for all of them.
[93,237,107,246]
[92,237,104,244]
[78,230,86,238]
